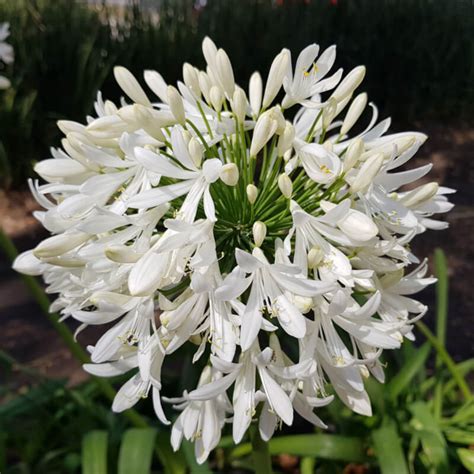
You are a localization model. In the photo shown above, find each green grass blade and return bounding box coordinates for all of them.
[434,248,448,418]
[409,401,448,473]
[82,430,108,474]
[372,417,409,474]
[230,434,368,462]
[457,448,474,472]
[118,428,157,474]
[387,342,431,400]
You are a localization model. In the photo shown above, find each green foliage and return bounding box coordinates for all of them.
[0,0,473,187]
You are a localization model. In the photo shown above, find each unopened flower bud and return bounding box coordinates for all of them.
[232,88,247,123]
[278,173,293,198]
[263,49,291,109]
[323,140,334,152]
[220,163,239,186]
[323,98,338,129]
[250,114,278,156]
[341,92,367,135]
[33,232,89,259]
[183,63,200,96]
[167,85,185,124]
[216,48,235,97]
[277,121,295,156]
[351,152,384,193]
[114,66,151,106]
[308,247,324,269]
[252,221,267,247]
[198,71,212,103]
[249,72,262,116]
[400,182,438,208]
[331,66,366,102]
[188,137,203,167]
[246,184,258,204]
[344,138,364,172]
[210,85,224,112]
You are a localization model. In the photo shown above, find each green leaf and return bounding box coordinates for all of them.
[118,428,157,474]
[457,448,474,473]
[82,430,108,474]
[372,417,408,474]
[230,434,368,462]
[387,342,431,400]
[181,439,213,473]
[434,248,448,418]
[409,401,448,473]
[155,432,187,474]
[445,428,474,445]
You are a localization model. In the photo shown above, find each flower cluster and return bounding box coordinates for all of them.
[14,38,454,462]
[0,22,13,89]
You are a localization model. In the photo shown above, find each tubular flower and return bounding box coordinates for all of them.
[13,37,454,462]
[0,22,13,89]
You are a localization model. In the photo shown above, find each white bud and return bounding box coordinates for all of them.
[322,140,334,152]
[351,153,384,193]
[198,71,212,104]
[400,182,439,208]
[216,49,235,97]
[188,137,203,167]
[252,221,267,247]
[341,92,367,135]
[250,114,278,156]
[278,173,293,198]
[262,48,290,109]
[308,247,324,269]
[344,138,364,172]
[249,71,263,117]
[231,88,247,123]
[210,85,224,112]
[202,36,218,69]
[33,232,90,259]
[113,66,151,106]
[183,63,200,97]
[167,85,186,124]
[277,121,295,156]
[134,104,166,141]
[105,245,142,263]
[331,66,366,102]
[265,107,286,135]
[220,163,239,186]
[246,184,258,204]
[322,98,338,129]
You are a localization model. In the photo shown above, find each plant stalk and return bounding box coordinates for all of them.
[249,423,273,474]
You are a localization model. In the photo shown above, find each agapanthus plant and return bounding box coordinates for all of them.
[14,37,454,462]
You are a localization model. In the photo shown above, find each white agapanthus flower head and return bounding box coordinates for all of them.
[14,37,454,461]
[0,22,13,89]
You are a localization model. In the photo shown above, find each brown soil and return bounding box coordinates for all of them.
[0,122,472,390]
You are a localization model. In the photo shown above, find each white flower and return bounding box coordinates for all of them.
[13,37,453,460]
[0,22,13,89]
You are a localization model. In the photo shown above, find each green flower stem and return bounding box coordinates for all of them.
[0,228,152,431]
[416,320,472,401]
[249,423,273,474]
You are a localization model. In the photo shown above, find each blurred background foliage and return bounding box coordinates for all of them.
[0,0,473,187]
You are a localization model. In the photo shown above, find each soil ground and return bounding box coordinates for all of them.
[0,121,473,389]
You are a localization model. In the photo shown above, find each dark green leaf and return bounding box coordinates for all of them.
[387,342,431,400]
